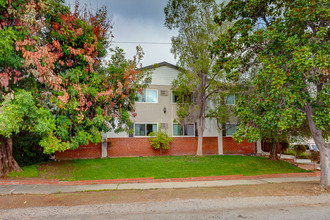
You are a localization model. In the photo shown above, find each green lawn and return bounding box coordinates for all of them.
[10,155,309,181]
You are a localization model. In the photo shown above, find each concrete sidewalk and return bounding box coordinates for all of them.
[0,176,320,195]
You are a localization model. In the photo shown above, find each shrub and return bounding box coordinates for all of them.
[309,151,320,163]
[280,140,290,153]
[297,152,308,159]
[283,149,295,156]
[293,144,306,156]
[149,130,173,155]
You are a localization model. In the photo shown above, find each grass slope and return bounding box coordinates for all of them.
[11,155,308,181]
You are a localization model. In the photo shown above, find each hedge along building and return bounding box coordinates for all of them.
[55,62,261,159]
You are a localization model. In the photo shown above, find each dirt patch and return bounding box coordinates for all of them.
[3,161,74,181]
[0,182,328,209]
[37,161,74,180]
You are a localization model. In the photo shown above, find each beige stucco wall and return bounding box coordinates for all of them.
[150,65,179,85]
[106,64,223,138]
[133,84,177,136]
[133,65,180,136]
[106,64,180,138]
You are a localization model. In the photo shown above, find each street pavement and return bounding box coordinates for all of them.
[0,176,320,195]
[1,194,329,220]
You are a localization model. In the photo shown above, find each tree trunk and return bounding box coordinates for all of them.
[196,118,204,156]
[319,146,330,190]
[305,103,330,190]
[0,136,22,178]
[269,141,278,160]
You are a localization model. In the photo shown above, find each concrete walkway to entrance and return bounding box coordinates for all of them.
[0,172,320,195]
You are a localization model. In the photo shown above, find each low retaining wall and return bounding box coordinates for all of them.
[107,137,218,157]
[55,137,255,160]
[108,137,255,157]
[55,142,101,160]
[223,137,256,154]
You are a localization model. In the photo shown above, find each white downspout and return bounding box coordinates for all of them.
[218,129,223,155]
[257,138,262,154]
[101,133,108,158]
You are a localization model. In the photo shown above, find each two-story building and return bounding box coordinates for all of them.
[55,62,260,160]
[105,62,259,157]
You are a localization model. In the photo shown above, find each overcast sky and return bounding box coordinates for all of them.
[65,0,177,67]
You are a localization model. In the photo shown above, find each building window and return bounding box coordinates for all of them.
[226,94,235,105]
[173,124,182,136]
[172,92,179,104]
[173,123,195,136]
[171,91,194,104]
[134,123,158,136]
[137,89,158,103]
[224,124,237,136]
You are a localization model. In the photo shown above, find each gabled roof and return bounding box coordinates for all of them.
[138,61,179,71]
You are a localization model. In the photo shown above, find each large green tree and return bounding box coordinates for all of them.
[211,0,329,188]
[0,0,150,176]
[165,0,233,155]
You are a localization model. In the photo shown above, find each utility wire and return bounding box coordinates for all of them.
[112,41,171,45]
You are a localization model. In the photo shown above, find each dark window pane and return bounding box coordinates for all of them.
[225,124,236,136]
[226,94,235,105]
[137,91,146,102]
[172,92,178,103]
[146,90,158,103]
[146,124,157,135]
[173,124,183,136]
[135,124,145,136]
[184,124,195,136]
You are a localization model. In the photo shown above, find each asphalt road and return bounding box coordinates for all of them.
[1,194,330,220]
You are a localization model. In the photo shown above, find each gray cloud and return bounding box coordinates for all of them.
[67,0,167,24]
[65,0,176,66]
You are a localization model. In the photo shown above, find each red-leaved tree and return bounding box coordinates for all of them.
[0,0,150,177]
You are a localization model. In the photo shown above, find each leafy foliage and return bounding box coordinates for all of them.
[149,130,173,151]
[309,151,320,163]
[0,0,150,156]
[12,132,49,166]
[165,0,233,155]
[293,145,307,157]
[211,0,329,186]
[0,90,56,140]
[210,0,329,146]
[280,140,290,153]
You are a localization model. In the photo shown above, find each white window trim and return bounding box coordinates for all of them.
[134,122,158,137]
[172,122,195,137]
[224,123,237,137]
[226,94,236,105]
[171,91,177,104]
[136,89,159,103]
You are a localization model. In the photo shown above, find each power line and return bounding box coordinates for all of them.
[112,41,171,45]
